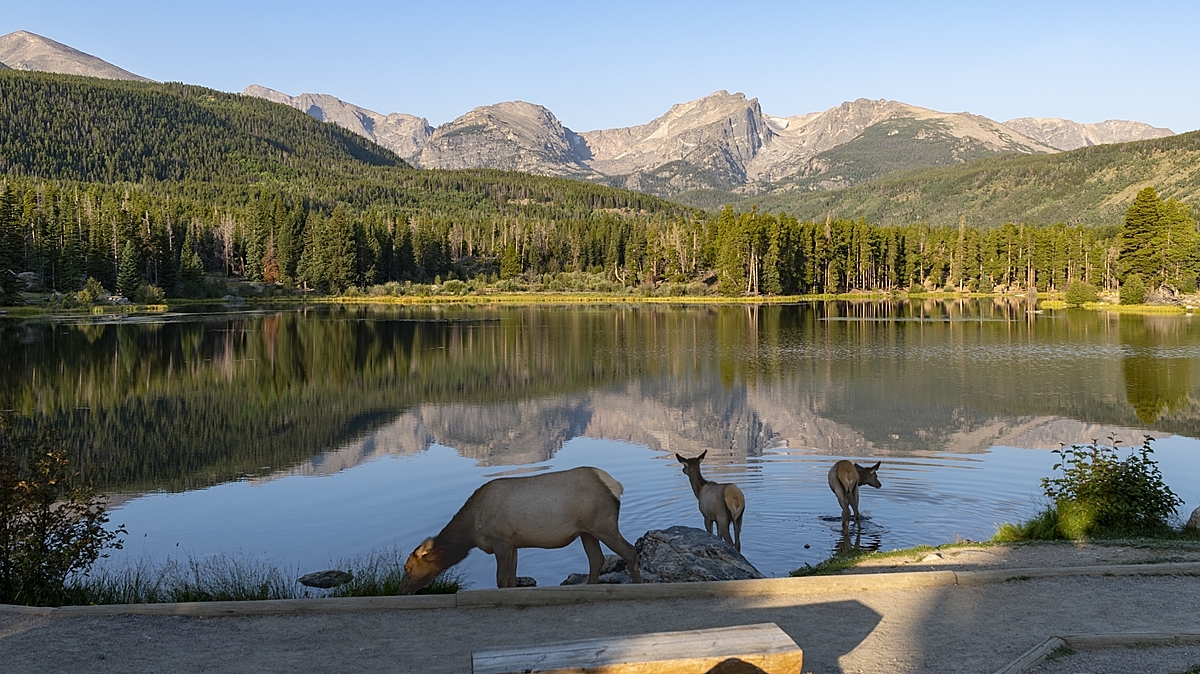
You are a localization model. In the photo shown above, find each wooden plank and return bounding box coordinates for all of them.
[1062,632,1200,648]
[47,594,455,617]
[457,571,957,608]
[957,561,1200,586]
[473,622,802,674]
[991,637,1064,674]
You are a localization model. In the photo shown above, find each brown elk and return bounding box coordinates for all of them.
[828,460,882,529]
[397,467,642,593]
[676,451,745,551]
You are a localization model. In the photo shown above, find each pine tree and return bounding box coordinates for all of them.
[1119,187,1164,285]
[0,184,24,304]
[116,240,141,297]
[499,243,521,280]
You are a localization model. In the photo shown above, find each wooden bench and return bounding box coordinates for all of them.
[472,622,803,674]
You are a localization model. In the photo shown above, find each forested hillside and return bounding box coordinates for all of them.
[702,129,1200,228]
[0,71,1197,302]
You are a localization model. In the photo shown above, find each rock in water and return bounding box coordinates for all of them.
[1186,507,1200,533]
[514,576,537,587]
[297,570,353,588]
[636,526,764,582]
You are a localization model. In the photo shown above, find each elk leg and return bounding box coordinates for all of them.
[581,533,604,584]
[716,510,734,548]
[849,488,862,528]
[732,513,743,552]
[594,529,642,584]
[494,544,518,588]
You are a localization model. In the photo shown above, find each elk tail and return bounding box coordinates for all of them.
[725,484,746,520]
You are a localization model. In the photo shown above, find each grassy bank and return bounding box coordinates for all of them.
[62,549,463,606]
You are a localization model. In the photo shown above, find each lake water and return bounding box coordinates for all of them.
[5,300,1200,589]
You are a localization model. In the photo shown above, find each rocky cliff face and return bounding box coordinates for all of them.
[0,30,151,81]
[581,91,774,192]
[1003,117,1174,151]
[417,101,595,178]
[241,85,431,162]
[240,83,1178,199]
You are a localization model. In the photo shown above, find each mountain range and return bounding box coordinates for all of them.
[241,84,1174,203]
[0,30,150,82]
[0,28,1185,218]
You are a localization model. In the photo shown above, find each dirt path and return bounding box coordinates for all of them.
[2,543,1198,674]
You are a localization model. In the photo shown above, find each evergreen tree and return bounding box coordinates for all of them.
[0,184,23,304]
[324,205,356,292]
[499,243,521,280]
[116,240,141,297]
[1119,187,1164,285]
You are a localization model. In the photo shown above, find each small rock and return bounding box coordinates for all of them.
[1186,507,1200,533]
[514,576,537,587]
[921,553,944,562]
[297,570,353,588]
[635,526,764,583]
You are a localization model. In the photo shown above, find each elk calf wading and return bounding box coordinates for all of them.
[828,460,881,529]
[676,451,745,551]
[397,466,642,593]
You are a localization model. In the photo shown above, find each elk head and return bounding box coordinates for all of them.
[398,537,445,595]
[856,461,882,489]
[676,450,707,480]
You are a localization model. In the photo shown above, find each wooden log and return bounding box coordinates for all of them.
[472,622,802,674]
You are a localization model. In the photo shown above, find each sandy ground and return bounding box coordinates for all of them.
[1,543,1198,674]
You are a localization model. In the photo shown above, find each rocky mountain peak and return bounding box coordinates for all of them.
[0,30,151,82]
[1003,117,1174,151]
[418,100,593,176]
[242,85,431,162]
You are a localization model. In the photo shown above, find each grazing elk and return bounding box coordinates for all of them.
[828,460,882,529]
[676,451,745,551]
[397,467,642,593]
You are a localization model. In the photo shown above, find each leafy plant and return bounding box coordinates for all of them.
[1037,436,1182,538]
[1064,280,1098,306]
[1120,274,1148,305]
[0,416,126,605]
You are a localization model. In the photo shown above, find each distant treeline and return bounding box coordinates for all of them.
[2,176,1195,302]
[0,71,1195,301]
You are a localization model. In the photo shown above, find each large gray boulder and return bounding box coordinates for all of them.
[636,526,764,582]
[561,526,763,585]
[1186,507,1200,533]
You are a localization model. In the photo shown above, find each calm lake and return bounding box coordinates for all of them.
[5,299,1200,588]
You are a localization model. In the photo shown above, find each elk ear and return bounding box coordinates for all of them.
[869,461,881,471]
[675,453,686,464]
[413,537,437,560]
[698,450,707,461]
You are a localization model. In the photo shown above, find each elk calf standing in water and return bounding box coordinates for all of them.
[676,451,745,551]
[828,460,882,529]
[397,466,641,593]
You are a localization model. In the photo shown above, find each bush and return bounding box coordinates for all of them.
[1120,274,1148,305]
[439,279,469,295]
[133,283,166,305]
[1064,280,1099,306]
[1001,436,1183,540]
[75,277,106,306]
[0,416,125,605]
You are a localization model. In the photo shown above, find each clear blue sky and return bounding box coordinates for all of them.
[6,0,1199,133]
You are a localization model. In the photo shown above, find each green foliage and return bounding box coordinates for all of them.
[0,416,125,606]
[1064,280,1099,305]
[1041,437,1182,538]
[1120,274,1148,305]
[75,276,106,305]
[499,243,522,280]
[116,241,141,298]
[133,284,166,305]
[703,129,1200,229]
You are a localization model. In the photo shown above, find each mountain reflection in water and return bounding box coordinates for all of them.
[5,301,1200,581]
